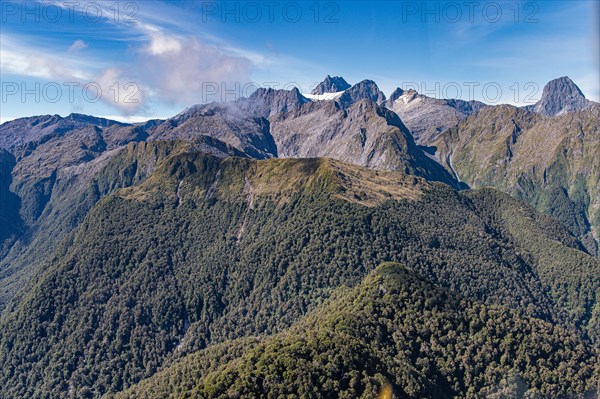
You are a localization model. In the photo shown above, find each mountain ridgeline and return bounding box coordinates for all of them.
[0,75,598,398]
[0,78,460,312]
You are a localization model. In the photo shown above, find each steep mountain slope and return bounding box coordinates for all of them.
[0,113,145,151]
[148,87,460,187]
[236,86,311,118]
[0,114,140,262]
[1,150,598,398]
[113,263,599,399]
[0,114,156,292]
[270,99,461,187]
[149,104,276,159]
[0,137,246,313]
[524,76,597,116]
[385,88,488,144]
[149,87,313,159]
[311,75,351,94]
[0,150,24,256]
[0,114,148,226]
[434,104,600,255]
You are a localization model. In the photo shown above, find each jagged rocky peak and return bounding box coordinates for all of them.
[526,76,595,116]
[239,86,310,117]
[250,86,308,103]
[386,88,421,107]
[337,79,386,109]
[384,87,488,145]
[311,75,351,94]
[387,87,405,104]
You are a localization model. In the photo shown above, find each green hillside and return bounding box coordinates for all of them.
[0,138,243,313]
[112,263,599,399]
[434,105,600,256]
[0,150,598,398]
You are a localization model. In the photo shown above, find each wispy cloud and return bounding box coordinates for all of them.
[1,35,92,80]
[1,34,142,113]
[1,2,260,113]
[68,39,88,53]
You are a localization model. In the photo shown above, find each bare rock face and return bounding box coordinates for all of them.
[337,80,387,109]
[385,89,487,145]
[269,99,460,187]
[150,87,312,159]
[387,87,405,104]
[236,87,310,118]
[311,75,351,94]
[148,86,458,187]
[149,103,277,159]
[524,76,596,116]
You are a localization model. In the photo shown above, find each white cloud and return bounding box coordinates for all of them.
[136,29,252,104]
[146,30,183,55]
[1,37,91,81]
[4,1,295,113]
[95,68,144,113]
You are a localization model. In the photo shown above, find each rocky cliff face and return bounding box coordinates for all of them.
[148,88,313,159]
[149,86,458,187]
[149,103,277,159]
[237,87,311,118]
[524,76,597,116]
[385,89,487,144]
[337,80,386,108]
[270,99,460,187]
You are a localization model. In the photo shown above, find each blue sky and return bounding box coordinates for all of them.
[1,0,598,122]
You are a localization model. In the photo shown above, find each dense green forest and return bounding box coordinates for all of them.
[112,263,600,399]
[0,138,243,313]
[0,150,598,398]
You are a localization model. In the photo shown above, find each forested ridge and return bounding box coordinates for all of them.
[0,149,598,398]
[112,263,600,399]
[0,138,243,314]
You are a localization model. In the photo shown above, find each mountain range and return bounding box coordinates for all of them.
[0,74,598,398]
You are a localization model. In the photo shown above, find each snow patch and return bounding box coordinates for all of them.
[303,90,346,101]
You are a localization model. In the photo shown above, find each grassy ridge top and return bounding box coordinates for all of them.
[117,151,427,207]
